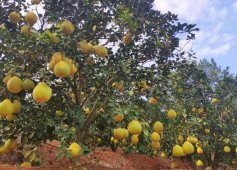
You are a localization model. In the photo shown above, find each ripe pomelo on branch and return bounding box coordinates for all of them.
[0,99,14,117]
[153,121,164,133]
[113,113,124,122]
[151,132,160,142]
[9,11,21,23]
[172,145,185,157]
[54,61,71,78]
[22,79,35,91]
[3,75,12,84]
[21,25,31,34]
[32,82,52,103]
[93,45,108,58]
[148,97,158,105]
[123,32,133,45]
[13,100,21,113]
[67,142,82,157]
[61,20,75,35]
[182,141,194,155]
[79,41,93,54]
[127,120,142,135]
[131,134,139,145]
[7,76,23,94]
[25,12,38,26]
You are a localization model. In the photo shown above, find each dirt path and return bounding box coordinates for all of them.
[0,141,195,170]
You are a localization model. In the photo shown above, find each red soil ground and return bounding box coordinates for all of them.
[0,140,196,170]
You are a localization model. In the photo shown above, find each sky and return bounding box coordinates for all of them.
[154,0,237,73]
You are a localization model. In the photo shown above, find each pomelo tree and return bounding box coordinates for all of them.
[150,59,237,168]
[0,0,204,166]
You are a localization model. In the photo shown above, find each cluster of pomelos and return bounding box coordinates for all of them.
[2,75,52,104]
[111,120,142,146]
[48,52,77,78]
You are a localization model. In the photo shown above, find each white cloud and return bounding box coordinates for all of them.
[198,43,231,57]
[153,0,224,23]
[154,0,234,58]
[233,1,237,12]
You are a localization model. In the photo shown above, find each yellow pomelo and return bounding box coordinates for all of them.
[151,132,160,142]
[113,114,124,122]
[182,141,194,155]
[70,127,77,133]
[83,107,90,114]
[32,82,52,103]
[4,139,12,149]
[49,60,56,71]
[127,120,142,135]
[187,136,198,144]
[0,99,14,116]
[0,144,9,154]
[113,128,125,140]
[93,45,108,58]
[211,98,218,104]
[79,41,93,54]
[196,160,203,167]
[205,128,210,134]
[63,58,73,65]
[32,0,41,4]
[153,121,164,133]
[68,142,81,157]
[172,145,185,157]
[197,147,203,154]
[123,128,129,139]
[64,58,77,75]
[198,108,204,114]
[152,141,160,150]
[97,138,102,143]
[153,150,158,157]
[123,32,133,45]
[69,63,77,75]
[160,152,166,158]
[61,20,74,35]
[9,11,21,23]
[52,52,63,63]
[149,97,158,105]
[131,134,139,145]
[167,109,177,119]
[22,79,35,91]
[224,146,230,153]
[138,80,149,91]
[128,90,134,96]
[20,162,31,168]
[21,25,31,34]
[25,12,38,26]
[3,75,12,84]
[54,61,71,77]
[110,137,115,143]
[178,135,184,143]
[7,76,23,94]
[13,100,21,113]
[55,110,63,117]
